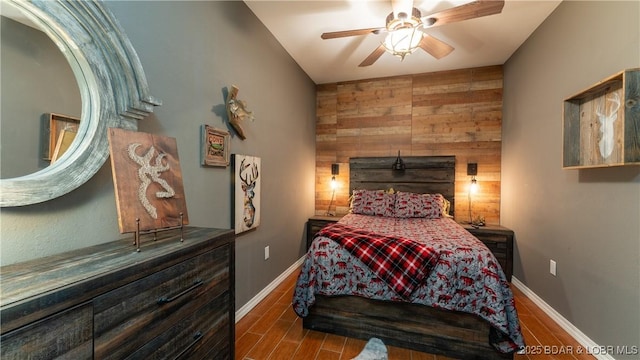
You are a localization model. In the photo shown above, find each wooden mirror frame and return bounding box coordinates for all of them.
[0,0,160,207]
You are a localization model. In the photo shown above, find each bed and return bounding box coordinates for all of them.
[293,156,524,359]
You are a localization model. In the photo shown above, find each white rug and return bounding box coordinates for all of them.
[351,338,388,360]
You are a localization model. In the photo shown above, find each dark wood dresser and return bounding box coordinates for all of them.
[461,223,514,282]
[0,227,235,359]
[306,215,343,250]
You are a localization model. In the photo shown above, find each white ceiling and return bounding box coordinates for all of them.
[244,0,562,84]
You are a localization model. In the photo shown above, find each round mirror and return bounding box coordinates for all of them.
[1,3,82,179]
[0,0,160,207]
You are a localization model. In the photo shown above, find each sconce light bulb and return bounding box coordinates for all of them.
[470,178,478,194]
[331,176,337,190]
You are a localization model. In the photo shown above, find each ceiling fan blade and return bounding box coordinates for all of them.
[422,0,505,28]
[419,35,454,59]
[359,45,386,67]
[392,0,414,20]
[321,27,385,39]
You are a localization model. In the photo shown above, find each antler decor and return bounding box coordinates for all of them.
[226,85,255,140]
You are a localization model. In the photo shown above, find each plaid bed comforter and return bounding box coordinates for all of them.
[317,223,439,298]
[292,214,525,354]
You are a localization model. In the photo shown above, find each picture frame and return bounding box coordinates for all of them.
[45,113,80,161]
[201,125,230,167]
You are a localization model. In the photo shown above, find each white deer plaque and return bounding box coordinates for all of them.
[595,92,621,159]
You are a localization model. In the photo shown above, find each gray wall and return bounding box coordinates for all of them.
[0,1,317,310]
[502,1,639,355]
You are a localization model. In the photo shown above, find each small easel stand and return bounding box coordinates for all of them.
[133,213,184,252]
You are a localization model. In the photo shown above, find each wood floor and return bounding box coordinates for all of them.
[235,268,595,360]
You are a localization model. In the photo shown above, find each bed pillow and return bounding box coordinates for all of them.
[394,192,445,219]
[350,189,396,217]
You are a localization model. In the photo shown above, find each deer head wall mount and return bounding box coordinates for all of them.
[226,85,255,140]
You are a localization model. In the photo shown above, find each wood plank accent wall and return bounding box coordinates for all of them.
[315,65,504,225]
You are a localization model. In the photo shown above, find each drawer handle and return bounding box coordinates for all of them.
[157,279,204,305]
[172,331,203,360]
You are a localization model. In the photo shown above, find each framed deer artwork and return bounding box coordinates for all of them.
[233,154,261,234]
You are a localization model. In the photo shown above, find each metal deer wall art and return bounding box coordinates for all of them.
[234,154,261,234]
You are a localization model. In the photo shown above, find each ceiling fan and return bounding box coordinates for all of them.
[320,0,505,67]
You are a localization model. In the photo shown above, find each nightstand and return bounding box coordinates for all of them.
[307,215,342,250]
[461,224,514,282]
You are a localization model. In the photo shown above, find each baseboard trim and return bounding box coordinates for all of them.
[235,256,305,322]
[511,276,614,360]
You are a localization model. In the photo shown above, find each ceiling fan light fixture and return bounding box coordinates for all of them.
[383,7,424,61]
[322,1,505,67]
[383,27,423,60]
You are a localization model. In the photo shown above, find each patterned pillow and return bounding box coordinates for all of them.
[350,189,396,217]
[394,192,445,219]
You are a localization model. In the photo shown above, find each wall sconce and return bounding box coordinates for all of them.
[467,163,483,226]
[326,163,339,216]
[331,163,339,190]
[392,151,406,171]
[467,163,478,195]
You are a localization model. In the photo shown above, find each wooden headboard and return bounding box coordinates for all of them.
[349,156,456,216]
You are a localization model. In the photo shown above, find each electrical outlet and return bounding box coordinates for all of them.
[264,246,270,260]
[550,259,557,276]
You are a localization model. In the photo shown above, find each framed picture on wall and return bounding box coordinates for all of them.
[44,113,80,161]
[234,154,261,234]
[201,125,230,167]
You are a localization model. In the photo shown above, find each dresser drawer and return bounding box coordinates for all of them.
[0,302,93,360]
[475,233,510,244]
[126,291,231,359]
[481,238,508,257]
[94,244,230,359]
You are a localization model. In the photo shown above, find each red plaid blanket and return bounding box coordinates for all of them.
[317,223,440,298]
